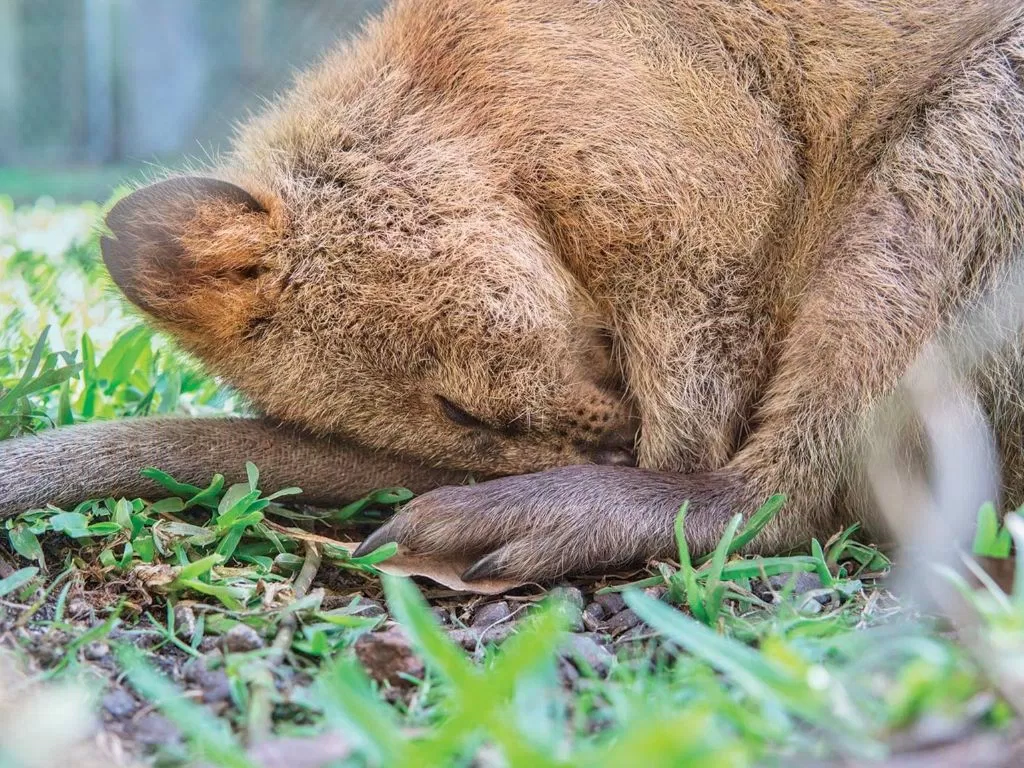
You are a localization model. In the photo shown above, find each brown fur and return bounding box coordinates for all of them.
[4,0,1024,581]
[0,418,474,517]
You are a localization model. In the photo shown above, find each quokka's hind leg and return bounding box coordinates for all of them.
[0,416,477,519]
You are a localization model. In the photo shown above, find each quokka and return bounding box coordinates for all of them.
[3,0,1024,581]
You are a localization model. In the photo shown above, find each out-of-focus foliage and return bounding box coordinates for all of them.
[0,196,237,437]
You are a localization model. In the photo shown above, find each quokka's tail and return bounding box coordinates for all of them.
[0,416,474,519]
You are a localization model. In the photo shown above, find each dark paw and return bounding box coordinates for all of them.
[353,465,744,582]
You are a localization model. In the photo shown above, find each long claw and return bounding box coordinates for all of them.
[352,523,401,558]
[461,550,506,582]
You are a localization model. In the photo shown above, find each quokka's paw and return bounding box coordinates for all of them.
[352,464,745,583]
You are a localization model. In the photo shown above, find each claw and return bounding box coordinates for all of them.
[352,522,400,558]
[461,550,506,582]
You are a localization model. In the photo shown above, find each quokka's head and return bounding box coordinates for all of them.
[99,150,638,475]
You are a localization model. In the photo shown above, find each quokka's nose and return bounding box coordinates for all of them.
[592,446,638,467]
[590,420,639,467]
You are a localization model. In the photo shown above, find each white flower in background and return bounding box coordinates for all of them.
[9,199,98,260]
[2,201,130,349]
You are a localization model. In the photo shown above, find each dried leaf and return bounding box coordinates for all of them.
[262,521,527,594]
[131,564,178,588]
[344,542,524,595]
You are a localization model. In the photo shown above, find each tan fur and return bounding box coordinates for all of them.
[4,0,1024,581]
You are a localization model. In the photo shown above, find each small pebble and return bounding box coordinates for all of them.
[447,628,479,649]
[101,688,138,719]
[199,670,232,704]
[354,627,424,686]
[471,601,511,628]
[478,622,518,644]
[550,587,586,631]
[582,602,606,632]
[605,608,642,634]
[182,656,230,703]
[83,642,110,660]
[173,605,197,639]
[448,622,519,649]
[561,633,614,675]
[221,623,265,653]
[182,657,207,684]
[594,592,626,615]
[275,665,296,691]
[134,713,182,748]
[550,586,585,611]
[30,642,64,667]
[798,598,824,614]
[567,610,585,633]
[108,628,163,648]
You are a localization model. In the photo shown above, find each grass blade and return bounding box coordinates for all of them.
[381,574,477,688]
[0,567,38,597]
[697,495,786,565]
[703,513,743,624]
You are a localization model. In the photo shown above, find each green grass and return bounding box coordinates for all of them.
[0,197,1022,766]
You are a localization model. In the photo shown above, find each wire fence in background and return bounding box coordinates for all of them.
[0,0,382,168]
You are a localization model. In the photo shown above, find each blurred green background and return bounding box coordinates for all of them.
[0,0,382,205]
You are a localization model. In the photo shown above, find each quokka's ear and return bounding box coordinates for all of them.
[101,177,278,339]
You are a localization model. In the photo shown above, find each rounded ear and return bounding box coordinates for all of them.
[100,177,268,317]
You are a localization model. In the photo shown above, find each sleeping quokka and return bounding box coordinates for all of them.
[3,0,1024,582]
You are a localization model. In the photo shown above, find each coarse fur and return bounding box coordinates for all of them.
[4,0,1024,581]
